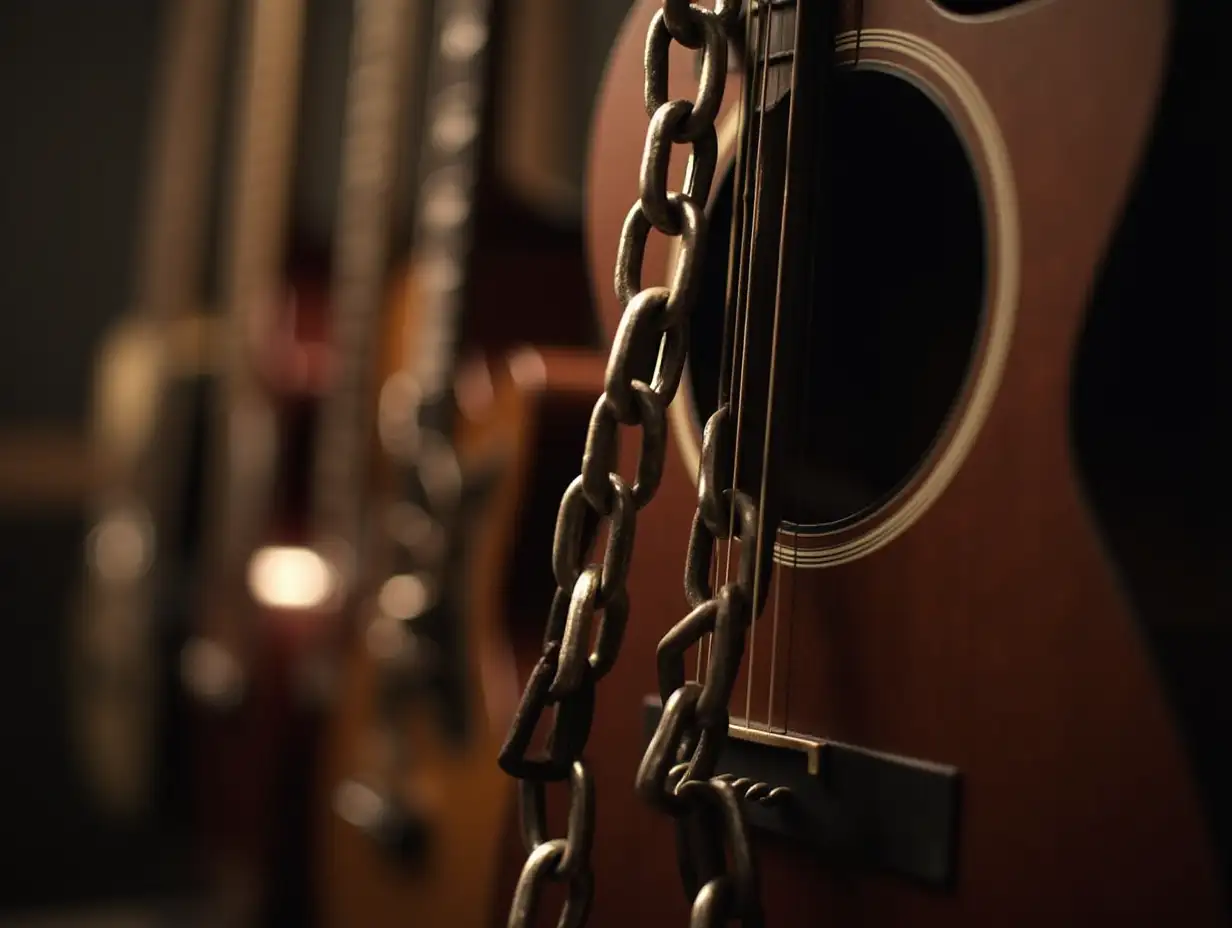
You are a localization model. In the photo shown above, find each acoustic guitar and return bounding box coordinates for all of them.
[315,0,603,924]
[496,0,1228,926]
[69,0,227,822]
[180,1,308,919]
[183,0,415,922]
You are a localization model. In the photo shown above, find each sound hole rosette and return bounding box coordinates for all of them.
[666,29,1020,569]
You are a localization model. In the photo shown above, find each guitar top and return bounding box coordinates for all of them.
[491,0,1228,926]
[45,0,1223,924]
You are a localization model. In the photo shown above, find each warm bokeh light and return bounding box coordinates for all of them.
[246,545,337,611]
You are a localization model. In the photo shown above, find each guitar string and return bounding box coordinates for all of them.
[753,0,801,732]
[767,0,802,734]
[764,12,789,733]
[699,0,758,685]
[697,0,755,686]
[736,0,778,725]
[775,150,815,734]
[766,4,810,732]
[773,4,858,733]
[717,0,771,684]
[770,527,783,730]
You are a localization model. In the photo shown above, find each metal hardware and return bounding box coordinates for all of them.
[499,3,764,925]
[644,699,964,887]
[730,722,822,775]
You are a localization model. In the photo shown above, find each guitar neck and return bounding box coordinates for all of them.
[93,0,226,495]
[86,0,226,559]
[400,0,496,420]
[310,0,420,568]
[70,0,230,820]
[204,0,306,587]
[130,0,227,323]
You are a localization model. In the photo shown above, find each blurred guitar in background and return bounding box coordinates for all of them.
[178,0,419,922]
[69,0,228,825]
[314,0,613,923]
[178,0,306,919]
[489,1,1227,926]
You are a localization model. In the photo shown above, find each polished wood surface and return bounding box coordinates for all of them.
[553,0,1228,925]
[316,346,604,927]
[313,0,603,916]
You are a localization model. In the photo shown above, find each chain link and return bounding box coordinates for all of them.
[500,3,764,926]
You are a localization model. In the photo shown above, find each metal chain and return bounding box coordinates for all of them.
[500,3,763,927]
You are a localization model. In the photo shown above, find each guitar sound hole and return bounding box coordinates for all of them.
[931,1,1034,14]
[687,68,986,528]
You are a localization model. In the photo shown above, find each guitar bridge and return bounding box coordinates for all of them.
[643,697,962,887]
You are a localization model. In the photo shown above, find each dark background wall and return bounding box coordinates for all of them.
[0,0,629,914]
[0,0,171,911]
[0,1,161,429]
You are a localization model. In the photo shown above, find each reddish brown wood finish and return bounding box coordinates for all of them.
[193,273,339,925]
[194,602,327,924]
[554,1,1228,925]
[316,346,604,927]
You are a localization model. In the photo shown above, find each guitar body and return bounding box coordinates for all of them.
[72,313,217,821]
[316,345,603,927]
[194,603,326,925]
[191,0,417,917]
[571,0,1227,924]
[68,0,227,827]
[192,271,339,925]
[314,0,604,918]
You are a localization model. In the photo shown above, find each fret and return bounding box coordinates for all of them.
[746,0,798,110]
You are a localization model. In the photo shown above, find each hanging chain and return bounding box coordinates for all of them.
[499,2,764,926]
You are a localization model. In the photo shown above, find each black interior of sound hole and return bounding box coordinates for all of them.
[687,68,986,527]
[931,1,1033,14]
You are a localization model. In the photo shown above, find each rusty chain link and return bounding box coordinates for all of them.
[499,2,764,926]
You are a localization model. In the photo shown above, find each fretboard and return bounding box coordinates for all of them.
[204,0,305,586]
[311,0,418,564]
[400,0,495,416]
[131,0,227,322]
[746,0,797,110]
